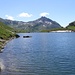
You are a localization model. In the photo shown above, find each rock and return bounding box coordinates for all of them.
[23,36,32,38]
[0,39,5,43]
[15,34,20,38]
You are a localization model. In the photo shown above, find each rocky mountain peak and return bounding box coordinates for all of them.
[36,16,52,22]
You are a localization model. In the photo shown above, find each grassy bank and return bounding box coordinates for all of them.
[0,22,19,51]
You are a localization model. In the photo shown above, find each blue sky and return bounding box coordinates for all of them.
[0,0,75,27]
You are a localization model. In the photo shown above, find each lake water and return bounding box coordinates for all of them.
[0,33,75,75]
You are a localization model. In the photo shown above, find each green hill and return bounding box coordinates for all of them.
[0,22,19,50]
[66,21,75,31]
[0,22,16,39]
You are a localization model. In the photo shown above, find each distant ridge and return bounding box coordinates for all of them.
[0,17,62,32]
[66,21,75,31]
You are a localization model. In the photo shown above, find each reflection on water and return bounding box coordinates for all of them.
[0,33,75,75]
[0,58,5,71]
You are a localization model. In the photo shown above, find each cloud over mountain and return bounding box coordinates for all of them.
[5,15,14,20]
[18,12,33,18]
[40,12,49,17]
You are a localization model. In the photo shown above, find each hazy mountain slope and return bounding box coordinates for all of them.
[0,17,62,32]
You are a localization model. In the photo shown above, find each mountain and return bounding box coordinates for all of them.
[0,17,62,32]
[66,21,75,31]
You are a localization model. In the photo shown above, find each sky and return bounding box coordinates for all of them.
[0,0,75,27]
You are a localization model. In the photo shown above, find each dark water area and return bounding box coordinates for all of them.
[0,33,75,75]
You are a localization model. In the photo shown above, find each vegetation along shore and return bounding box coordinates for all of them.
[0,22,20,52]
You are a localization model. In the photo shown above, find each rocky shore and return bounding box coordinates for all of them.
[0,39,11,53]
[0,39,6,52]
[0,34,20,53]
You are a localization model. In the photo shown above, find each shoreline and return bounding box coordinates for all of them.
[0,34,20,53]
[0,38,13,53]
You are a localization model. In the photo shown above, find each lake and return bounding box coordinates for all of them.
[0,33,75,75]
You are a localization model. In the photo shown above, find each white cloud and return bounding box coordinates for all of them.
[18,12,33,18]
[40,12,49,17]
[5,15,14,20]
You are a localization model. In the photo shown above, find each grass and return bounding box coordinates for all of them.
[0,22,19,50]
[66,26,75,31]
[0,22,16,40]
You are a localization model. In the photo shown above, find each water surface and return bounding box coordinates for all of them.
[0,33,75,75]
